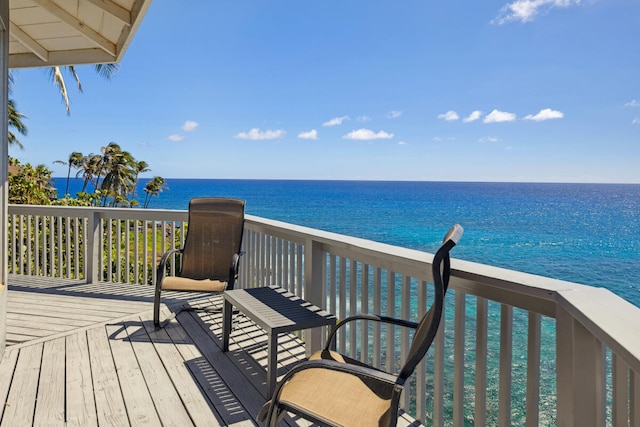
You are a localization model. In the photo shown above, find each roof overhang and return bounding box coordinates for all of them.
[8,0,152,69]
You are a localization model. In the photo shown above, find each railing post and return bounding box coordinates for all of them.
[556,305,605,427]
[303,238,325,357]
[85,211,101,284]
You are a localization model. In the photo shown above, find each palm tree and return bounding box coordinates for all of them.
[54,151,84,197]
[130,160,150,204]
[99,145,136,207]
[8,73,27,149]
[8,99,27,149]
[143,177,168,208]
[77,154,103,192]
[48,64,119,115]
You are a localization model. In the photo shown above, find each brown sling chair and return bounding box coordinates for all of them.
[258,224,463,426]
[153,198,245,327]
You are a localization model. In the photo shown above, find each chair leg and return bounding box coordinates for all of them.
[153,288,161,327]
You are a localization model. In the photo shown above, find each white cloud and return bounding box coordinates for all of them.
[432,136,455,142]
[438,111,459,121]
[167,134,185,142]
[398,141,407,145]
[479,136,500,143]
[343,129,394,140]
[387,110,402,119]
[182,120,199,132]
[463,111,483,123]
[493,0,582,25]
[323,116,350,127]
[625,100,640,108]
[524,108,564,121]
[633,117,640,125]
[484,109,517,123]
[234,128,286,140]
[356,115,371,123]
[298,129,318,140]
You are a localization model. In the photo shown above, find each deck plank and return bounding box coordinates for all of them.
[66,332,98,427]
[1,342,43,426]
[126,319,197,426]
[86,327,130,426]
[163,316,259,427]
[106,323,162,427]
[139,313,226,427]
[34,337,66,426]
[0,350,19,422]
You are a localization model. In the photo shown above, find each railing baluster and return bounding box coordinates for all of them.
[373,267,381,369]
[454,290,466,426]
[499,304,513,427]
[349,259,357,359]
[433,302,445,427]
[19,215,24,275]
[116,219,122,282]
[415,279,428,422]
[612,353,630,427]
[475,296,488,427]
[386,271,395,373]
[527,312,541,427]
[56,216,62,278]
[401,274,411,411]
[9,215,15,274]
[295,243,303,296]
[27,215,32,275]
[124,219,130,283]
[339,257,347,352]
[74,217,80,279]
[329,255,337,320]
[632,369,639,427]
[360,264,370,365]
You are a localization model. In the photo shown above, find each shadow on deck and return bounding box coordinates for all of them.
[1,275,420,426]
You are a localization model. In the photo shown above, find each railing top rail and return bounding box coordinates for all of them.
[9,204,188,221]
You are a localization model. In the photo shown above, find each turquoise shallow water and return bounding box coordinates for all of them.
[56,178,640,307]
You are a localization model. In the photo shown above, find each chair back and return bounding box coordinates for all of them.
[398,224,463,381]
[180,198,245,281]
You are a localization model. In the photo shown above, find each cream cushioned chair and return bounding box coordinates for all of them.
[153,197,245,327]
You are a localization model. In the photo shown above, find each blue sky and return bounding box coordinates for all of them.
[10,0,640,182]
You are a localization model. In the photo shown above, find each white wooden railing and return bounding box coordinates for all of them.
[7,204,640,426]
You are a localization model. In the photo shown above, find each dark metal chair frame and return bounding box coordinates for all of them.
[260,224,463,427]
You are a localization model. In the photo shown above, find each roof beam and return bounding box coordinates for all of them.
[9,22,49,62]
[85,0,131,26]
[10,48,116,69]
[31,0,116,57]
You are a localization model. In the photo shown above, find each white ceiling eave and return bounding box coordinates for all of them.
[8,0,152,69]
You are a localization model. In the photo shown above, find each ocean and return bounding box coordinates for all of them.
[55,178,640,307]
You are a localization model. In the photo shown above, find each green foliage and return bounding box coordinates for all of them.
[8,157,56,205]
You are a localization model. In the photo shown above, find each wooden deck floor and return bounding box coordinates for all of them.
[1,275,420,426]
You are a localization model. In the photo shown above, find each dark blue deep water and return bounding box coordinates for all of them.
[56,178,640,307]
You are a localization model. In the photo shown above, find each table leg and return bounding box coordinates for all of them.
[266,330,278,398]
[222,298,233,352]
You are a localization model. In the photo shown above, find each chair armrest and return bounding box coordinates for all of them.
[324,314,419,350]
[155,248,182,290]
[227,252,243,290]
